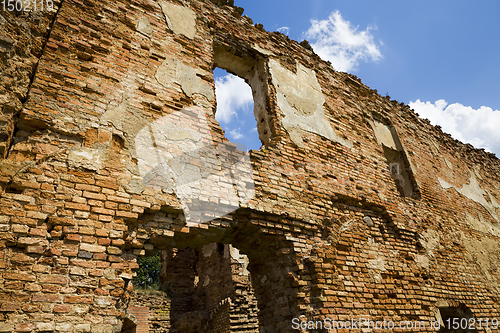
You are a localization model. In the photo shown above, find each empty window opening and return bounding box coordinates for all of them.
[214,67,261,151]
[437,304,475,333]
[213,43,273,148]
[370,116,420,199]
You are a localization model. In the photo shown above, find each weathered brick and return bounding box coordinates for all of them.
[64,296,93,304]
[65,202,91,211]
[32,294,63,303]
[53,304,71,313]
[0,302,20,311]
[11,224,29,234]
[83,191,106,201]
[3,272,36,282]
[115,211,138,219]
[75,184,100,192]
[49,216,76,226]
[39,274,68,285]
[96,180,119,190]
[1,1,500,332]
[91,207,114,215]
[79,243,106,253]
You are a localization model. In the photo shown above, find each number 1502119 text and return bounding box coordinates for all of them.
[1,0,54,12]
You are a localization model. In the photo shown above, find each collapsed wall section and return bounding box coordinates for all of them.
[0,0,499,332]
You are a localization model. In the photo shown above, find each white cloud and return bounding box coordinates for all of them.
[229,128,243,140]
[215,74,253,124]
[303,11,382,72]
[409,99,500,155]
[277,26,290,35]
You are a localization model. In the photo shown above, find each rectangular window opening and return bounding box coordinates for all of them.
[371,116,420,199]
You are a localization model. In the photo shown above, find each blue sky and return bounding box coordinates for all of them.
[215,0,500,155]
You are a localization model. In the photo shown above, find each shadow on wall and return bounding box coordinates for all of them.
[134,106,255,224]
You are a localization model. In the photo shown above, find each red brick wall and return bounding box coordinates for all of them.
[127,307,149,333]
[0,0,500,332]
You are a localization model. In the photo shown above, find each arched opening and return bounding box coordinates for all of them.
[121,208,307,333]
[126,242,260,333]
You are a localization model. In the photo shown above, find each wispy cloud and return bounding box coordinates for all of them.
[277,26,290,35]
[229,128,243,140]
[303,11,382,72]
[410,99,500,155]
[215,74,253,124]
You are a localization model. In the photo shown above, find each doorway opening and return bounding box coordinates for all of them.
[125,243,260,333]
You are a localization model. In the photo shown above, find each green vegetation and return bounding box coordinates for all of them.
[132,252,161,290]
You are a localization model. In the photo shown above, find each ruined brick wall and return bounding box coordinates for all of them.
[0,1,62,157]
[126,306,149,333]
[128,290,171,332]
[0,0,500,332]
[159,244,259,332]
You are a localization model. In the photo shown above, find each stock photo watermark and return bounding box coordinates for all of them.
[1,0,53,11]
[292,317,500,331]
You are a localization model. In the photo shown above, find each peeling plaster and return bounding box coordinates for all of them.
[418,229,440,258]
[67,147,105,171]
[252,44,274,56]
[439,172,500,222]
[465,211,500,237]
[461,232,500,291]
[134,106,255,223]
[268,59,351,148]
[371,121,397,150]
[414,229,440,269]
[137,17,153,37]
[155,57,214,101]
[229,245,249,276]
[367,257,386,271]
[159,1,197,39]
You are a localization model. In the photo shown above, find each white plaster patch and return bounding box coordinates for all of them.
[159,1,197,39]
[418,229,440,258]
[229,245,250,276]
[371,120,397,150]
[438,177,453,190]
[414,254,430,269]
[268,59,351,148]
[414,229,440,269]
[252,44,274,56]
[137,17,152,37]
[460,232,500,292]
[134,106,255,223]
[367,257,386,271]
[156,57,214,101]
[465,212,500,237]
[439,172,499,222]
[68,147,105,171]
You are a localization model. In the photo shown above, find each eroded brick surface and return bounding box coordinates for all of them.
[1,0,500,332]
